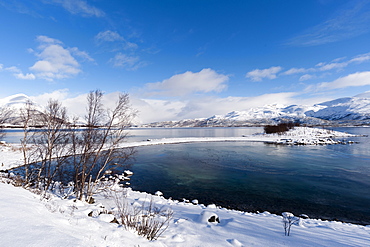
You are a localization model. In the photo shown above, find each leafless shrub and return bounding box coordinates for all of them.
[111,190,173,241]
[282,212,299,236]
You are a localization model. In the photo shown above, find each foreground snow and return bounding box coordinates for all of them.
[0,127,367,246]
[0,181,369,247]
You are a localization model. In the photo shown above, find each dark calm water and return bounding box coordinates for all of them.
[126,127,370,225]
[5,127,370,224]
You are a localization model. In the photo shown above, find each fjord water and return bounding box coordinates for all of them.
[127,127,370,225]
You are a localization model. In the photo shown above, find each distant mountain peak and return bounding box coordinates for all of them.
[0,93,35,109]
[354,91,370,99]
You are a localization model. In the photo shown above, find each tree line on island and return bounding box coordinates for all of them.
[264,122,300,134]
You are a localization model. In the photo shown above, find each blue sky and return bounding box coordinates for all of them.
[1,0,370,123]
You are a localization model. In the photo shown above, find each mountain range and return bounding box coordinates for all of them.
[142,92,370,127]
[0,92,370,127]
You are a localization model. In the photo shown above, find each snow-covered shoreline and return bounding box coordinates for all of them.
[1,177,370,247]
[1,126,369,246]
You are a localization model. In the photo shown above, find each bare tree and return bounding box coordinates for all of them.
[70,90,136,202]
[19,100,39,185]
[37,100,70,191]
[0,106,13,141]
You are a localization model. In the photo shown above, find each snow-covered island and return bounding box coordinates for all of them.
[0,127,369,246]
[257,126,358,145]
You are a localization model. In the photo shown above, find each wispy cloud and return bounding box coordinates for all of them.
[251,52,370,82]
[145,69,229,97]
[95,30,124,42]
[245,66,283,82]
[95,30,143,70]
[318,71,370,90]
[49,0,105,17]
[15,73,36,80]
[29,35,93,81]
[0,1,41,17]
[4,66,21,73]
[109,53,146,71]
[282,68,312,75]
[131,92,297,123]
[95,30,138,50]
[0,65,35,80]
[287,1,370,46]
[299,74,315,82]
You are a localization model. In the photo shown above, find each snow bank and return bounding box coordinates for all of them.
[0,182,369,247]
[0,126,367,246]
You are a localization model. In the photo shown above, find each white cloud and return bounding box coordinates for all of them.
[36,35,62,45]
[318,71,370,89]
[95,30,138,53]
[131,92,297,123]
[110,53,145,71]
[299,74,315,81]
[245,66,283,82]
[29,35,92,81]
[25,89,306,124]
[30,44,81,80]
[145,69,229,97]
[31,90,138,123]
[15,73,36,80]
[69,47,94,62]
[50,0,105,17]
[317,62,347,71]
[283,68,309,75]
[123,41,138,50]
[31,89,70,107]
[0,65,35,80]
[4,66,21,73]
[95,30,124,42]
[349,52,370,63]
[131,98,186,123]
[280,52,370,80]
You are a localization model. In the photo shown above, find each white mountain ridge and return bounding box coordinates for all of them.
[0,93,37,110]
[205,92,370,123]
[143,92,370,127]
[1,92,370,126]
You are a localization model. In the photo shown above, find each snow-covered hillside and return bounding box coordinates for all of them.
[0,93,36,110]
[211,93,370,123]
[143,92,370,127]
[305,93,370,120]
[1,92,370,127]
[0,94,44,127]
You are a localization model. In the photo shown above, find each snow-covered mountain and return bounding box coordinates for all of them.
[1,92,370,127]
[143,92,370,127]
[0,94,35,109]
[0,94,44,127]
[305,93,370,121]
